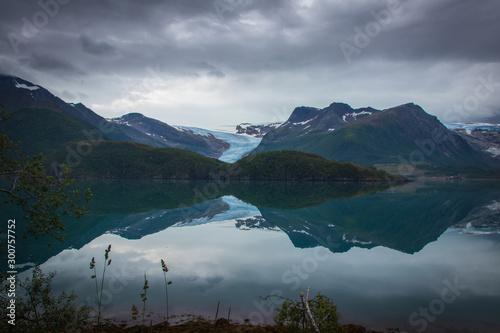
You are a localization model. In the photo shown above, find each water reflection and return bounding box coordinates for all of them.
[3,180,500,332]
[8,180,500,267]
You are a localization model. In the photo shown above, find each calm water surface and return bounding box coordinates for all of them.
[4,180,500,332]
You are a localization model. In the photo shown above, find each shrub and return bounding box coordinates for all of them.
[273,290,344,333]
[0,266,90,332]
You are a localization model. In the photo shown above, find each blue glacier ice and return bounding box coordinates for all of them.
[179,126,261,163]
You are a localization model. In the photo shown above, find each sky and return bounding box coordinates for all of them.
[1,0,500,129]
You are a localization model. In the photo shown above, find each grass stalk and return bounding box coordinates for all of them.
[214,300,220,326]
[160,259,172,326]
[89,244,112,332]
[141,271,149,332]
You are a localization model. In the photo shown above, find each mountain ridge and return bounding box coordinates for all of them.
[2,73,500,176]
[0,74,230,158]
[108,112,229,158]
[252,102,500,171]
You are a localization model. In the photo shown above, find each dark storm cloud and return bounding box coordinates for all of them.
[79,34,117,57]
[0,0,499,125]
[1,0,495,71]
[367,0,500,62]
[207,69,225,78]
[2,0,500,65]
[18,53,85,76]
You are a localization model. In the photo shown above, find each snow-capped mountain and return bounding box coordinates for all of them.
[446,123,500,158]
[109,113,230,158]
[252,102,500,168]
[268,103,380,140]
[0,74,230,159]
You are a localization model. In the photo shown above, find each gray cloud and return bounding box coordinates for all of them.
[208,69,225,78]
[0,0,499,127]
[18,53,85,76]
[79,34,117,57]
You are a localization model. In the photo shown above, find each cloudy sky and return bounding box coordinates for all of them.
[1,0,499,128]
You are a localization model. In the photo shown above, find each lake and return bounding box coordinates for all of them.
[4,180,500,332]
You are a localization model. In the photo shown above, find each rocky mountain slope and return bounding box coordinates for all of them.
[0,74,229,158]
[109,113,229,158]
[446,123,500,160]
[235,122,282,138]
[252,102,499,169]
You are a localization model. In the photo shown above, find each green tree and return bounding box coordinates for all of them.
[0,105,91,241]
[269,287,344,333]
[0,266,91,332]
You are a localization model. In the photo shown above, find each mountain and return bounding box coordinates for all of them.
[252,102,499,171]
[109,113,229,158]
[0,107,111,156]
[0,75,103,126]
[47,140,228,179]
[446,123,500,160]
[0,74,139,143]
[0,74,229,158]
[235,122,282,138]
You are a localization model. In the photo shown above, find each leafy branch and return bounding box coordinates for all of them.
[0,105,91,242]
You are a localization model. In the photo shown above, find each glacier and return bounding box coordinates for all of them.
[178,126,261,163]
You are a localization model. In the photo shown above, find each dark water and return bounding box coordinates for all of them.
[3,180,500,332]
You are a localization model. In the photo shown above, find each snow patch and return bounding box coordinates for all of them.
[342,111,372,122]
[292,229,312,236]
[486,201,500,211]
[110,118,132,126]
[293,118,313,126]
[14,80,39,91]
[487,147,500,157]
[342,234,372,245]
[173,126,196,135]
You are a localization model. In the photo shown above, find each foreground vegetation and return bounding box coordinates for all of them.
[0,268,373,333]
[0,255,369,333]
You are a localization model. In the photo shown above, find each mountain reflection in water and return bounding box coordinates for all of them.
[3,180,500,332]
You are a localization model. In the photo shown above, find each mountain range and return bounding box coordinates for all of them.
[251,102,500,174]
[0,74,229,158]
[1,74,499,178]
